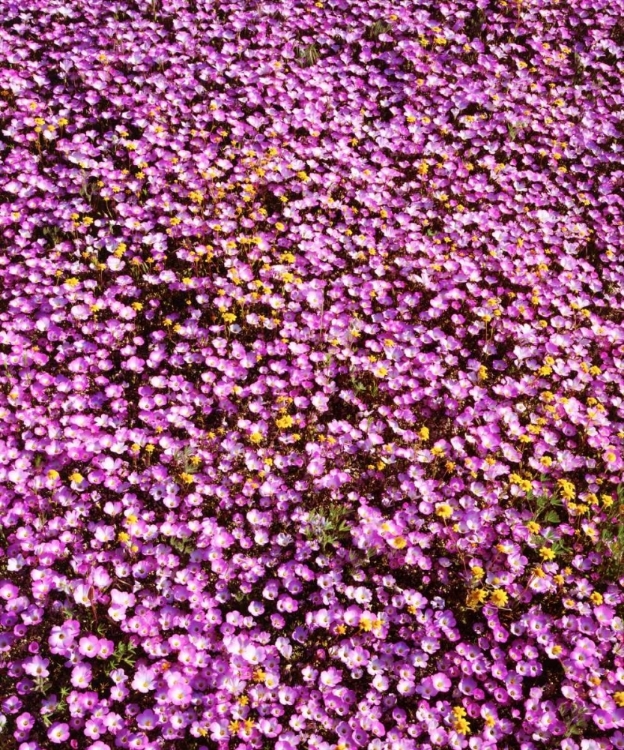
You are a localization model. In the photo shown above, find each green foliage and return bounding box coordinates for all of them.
[298,44,320,67]
[41,687,70,728]
[109,640,137,671]
[350,375,378,399]
[304,505,352,550]
[527,490,562,525]
[169,535,195,555]
[366,20,392,40]
[597,484,624,578]
[173,446,202,474]
[559,702,588,738]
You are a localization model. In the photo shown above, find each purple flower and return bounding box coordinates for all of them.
[47,723,70,744]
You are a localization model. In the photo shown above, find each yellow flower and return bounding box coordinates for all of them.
[47,470,60,480]
[526,521,541,534]
[614,692,624,707]
[250,431,263,444]
[179,472,194,484]
[601,494,614,508]
[435,503,453,519]
[65,278,79,287]
[477,365,488,381]
[375,365,388,377]
[275,414,294,430]
[471,566,485,579]
[118,531,130,543]
[589,591,603,605]
[359,615,374,631]
[389,537,407,550]
[490,589,508,607]
[539,547,556,561]
[69,472,84,484]
[558,479,576,500]
[453,717,471,735]
[466,590,487,608]
[126,514,138,525]
[419,426,430,441]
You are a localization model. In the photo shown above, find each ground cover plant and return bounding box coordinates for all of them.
[0,0,624,748]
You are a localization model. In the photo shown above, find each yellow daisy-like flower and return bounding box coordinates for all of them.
[614,692,624,707]
[359,615,374,631]
[558,479,575,500]
[435,503,454,519]
[419,426,430,440]
[539,547,556,561]
[466,589,488,608]
[526,521,541,534]
[69,472,84,484]
[490,589,508,607]
[275,414,294,430]
[250,431,263,444]
[601,494,614,508]
[47,470,60,480]
[389,537,407,550]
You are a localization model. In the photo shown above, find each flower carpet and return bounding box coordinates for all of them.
[0,0,624,748]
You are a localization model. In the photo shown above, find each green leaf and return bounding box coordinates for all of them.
[545,511,560,523]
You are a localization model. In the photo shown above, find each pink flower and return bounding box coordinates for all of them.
[48,723,70,744]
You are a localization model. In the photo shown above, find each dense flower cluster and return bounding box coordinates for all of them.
[1,0,624,748]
